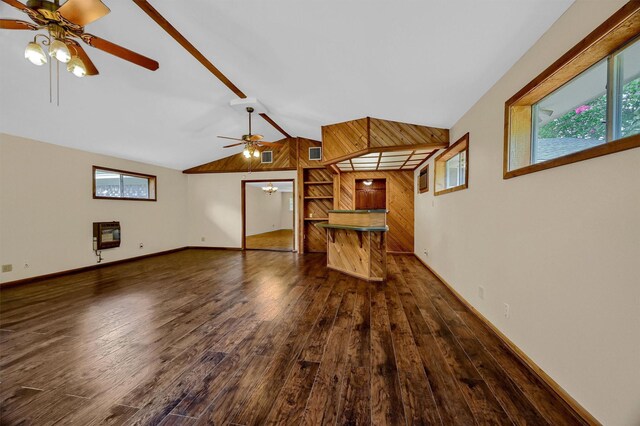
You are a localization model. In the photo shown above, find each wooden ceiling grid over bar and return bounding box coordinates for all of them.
[322,117,449,171]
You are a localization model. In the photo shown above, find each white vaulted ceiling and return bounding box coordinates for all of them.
[0,0,573,170]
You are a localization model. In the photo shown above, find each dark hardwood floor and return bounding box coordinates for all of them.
[0,249,584,425]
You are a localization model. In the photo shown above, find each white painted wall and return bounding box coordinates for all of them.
[0,133,188,283]
[280,192,294,230]
[414,1,640,424]
[245,185,292,236]
[187,171,297,250]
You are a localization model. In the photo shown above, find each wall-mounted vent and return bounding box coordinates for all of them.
[261,151,273,164]
[309,147,322,161]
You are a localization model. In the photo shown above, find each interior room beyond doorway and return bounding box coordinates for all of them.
[243,180,295,251]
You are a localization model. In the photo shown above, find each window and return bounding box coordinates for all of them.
[309,146,322,161]
[289,196,294,212]
[435,133,469,196]
[418,165,429,193]
[505,4,640,179]
[93,166,156,201]
[261,151,273,164]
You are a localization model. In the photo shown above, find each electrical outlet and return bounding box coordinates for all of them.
[1,264,12,273]
[139,243,144,249]
[201,237,206,242]
[478,286,485,300]
[24,263,29,269]
[423,249,428,256]
[503,303,510,319]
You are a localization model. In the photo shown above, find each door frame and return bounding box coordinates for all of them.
[241,178,296,252]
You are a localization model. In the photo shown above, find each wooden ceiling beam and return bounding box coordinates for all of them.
[132,0,292,138]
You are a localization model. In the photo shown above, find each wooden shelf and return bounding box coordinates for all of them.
[304,196,334,200]
[304,181,333,185]
[304,217,328,221]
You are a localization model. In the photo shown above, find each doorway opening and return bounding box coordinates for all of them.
[242,179,295,252]
[355,178,387,210]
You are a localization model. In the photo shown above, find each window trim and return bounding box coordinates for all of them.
[503,2,640,179]
[435,133,469,196]
[92,166,157,201]
[261,150,273,164]
[418,165,429,194]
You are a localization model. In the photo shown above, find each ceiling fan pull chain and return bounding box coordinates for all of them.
[57,59,60,107]
[48,54,52,104]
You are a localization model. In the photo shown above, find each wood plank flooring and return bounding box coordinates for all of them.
[0,249,585,425]
[246,229,294,251]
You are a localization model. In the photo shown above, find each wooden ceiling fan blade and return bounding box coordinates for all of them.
[2,0,34,12]
[0,19,37,30]
[247,134,264,142]
[57,0,110,26]
[65,40,98,75]
[80,33,159,71]
[217,136,244,141]
[223,143,244,148]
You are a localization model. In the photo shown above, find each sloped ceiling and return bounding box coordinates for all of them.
[0,0,573,170]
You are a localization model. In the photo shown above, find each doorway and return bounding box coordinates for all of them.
[355,178,387,210]
[242,179,295,251]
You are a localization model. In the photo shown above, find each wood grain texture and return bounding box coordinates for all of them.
[245,230,294,251]
[322,117,449,165]
[300,168,335,254]
[0,249,590,425]
[338,171,414,253]
[183,137,299,174]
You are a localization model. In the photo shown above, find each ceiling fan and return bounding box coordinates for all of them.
[0,0,159,77]
[218,107,283,159]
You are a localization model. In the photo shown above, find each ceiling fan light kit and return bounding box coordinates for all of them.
[2,0,160,82]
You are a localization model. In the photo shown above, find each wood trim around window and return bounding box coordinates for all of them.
[418,165,429,194]
[92,166,157,201]
[435,133,469,196]
[504,2,640,179]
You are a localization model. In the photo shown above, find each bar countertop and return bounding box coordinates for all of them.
[315,222,389,232]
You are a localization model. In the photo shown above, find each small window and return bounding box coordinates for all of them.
[418,165,429,193]
[261,151,273,164]
[93,166,156,201]
[435,133,469,196]
[504,5,640,179]
[289,196,294,212]
[532,60,608,164]
[309,146,322,161]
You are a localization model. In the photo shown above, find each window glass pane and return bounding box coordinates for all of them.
[95,170,121,198]
[618,38,640,138]
[445,154,461,188]
[533,60,608,163]
[122,175,149,199]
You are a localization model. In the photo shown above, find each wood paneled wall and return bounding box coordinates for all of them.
[184,138,303,173]
[322,117,449,164]
[337,171,414,253]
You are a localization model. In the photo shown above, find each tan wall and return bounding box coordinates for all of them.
[414,1,640,424]
[187,171,297,249]
[338,170,414,253]
[244,186,293,236]
[0,133,188,283]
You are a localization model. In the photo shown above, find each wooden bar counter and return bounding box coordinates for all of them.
[316,209,388,281]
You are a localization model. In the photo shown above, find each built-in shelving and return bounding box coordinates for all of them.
[300,167,335,253]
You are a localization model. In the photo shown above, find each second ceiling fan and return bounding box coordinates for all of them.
[218,107,283,159]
